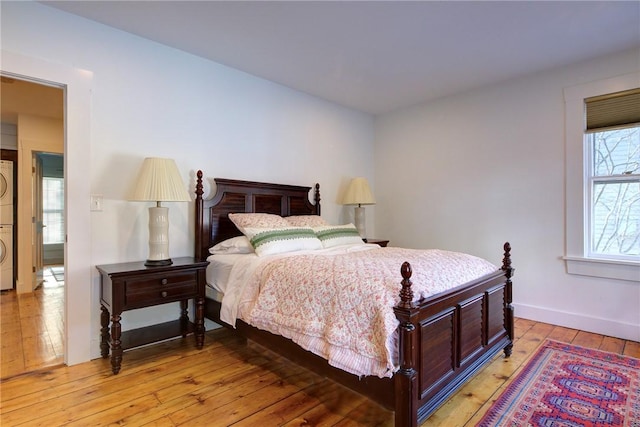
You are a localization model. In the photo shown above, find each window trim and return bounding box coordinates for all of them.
[563,72,640,283]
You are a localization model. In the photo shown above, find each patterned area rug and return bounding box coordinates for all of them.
[477,339,640,426]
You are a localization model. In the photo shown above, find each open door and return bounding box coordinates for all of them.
[32,153,44,289]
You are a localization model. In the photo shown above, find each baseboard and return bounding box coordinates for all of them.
[514,303,640,342]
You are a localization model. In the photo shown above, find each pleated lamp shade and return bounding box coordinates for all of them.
[130,157,191,202]
[342,177,375,206]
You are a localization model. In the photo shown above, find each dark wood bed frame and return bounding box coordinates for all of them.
[194,171,514,427]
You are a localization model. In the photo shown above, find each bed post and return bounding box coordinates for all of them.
[393,262,418,427]
[501,242,514,357]
[195,170,204,262]
[314,183,321,215]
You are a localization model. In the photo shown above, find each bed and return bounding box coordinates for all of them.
[194,171,514,427]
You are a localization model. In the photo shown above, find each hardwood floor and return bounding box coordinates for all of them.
[1,316,638,426]
[0,268,64,379]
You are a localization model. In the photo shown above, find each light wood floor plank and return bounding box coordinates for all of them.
[280,381,369,427]
[572,329,605,348]
[547,324,579,343]
[600,335,625,353]
[623,340,640,358]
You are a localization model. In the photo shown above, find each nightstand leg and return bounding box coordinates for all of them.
[110,313,123,374]
[180,300,189,338]
[195,296,204,349]
[100,305,110,358]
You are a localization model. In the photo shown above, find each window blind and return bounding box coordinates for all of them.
[585,88,640,131]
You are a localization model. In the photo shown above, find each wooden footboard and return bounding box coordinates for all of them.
[394,242,514,426]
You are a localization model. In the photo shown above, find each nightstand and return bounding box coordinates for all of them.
[363,238,389,247]
[96,257,209,374]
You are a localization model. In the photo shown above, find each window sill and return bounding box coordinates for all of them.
[563,256,639,282]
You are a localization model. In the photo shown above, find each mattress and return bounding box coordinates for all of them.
[206,254,248,302]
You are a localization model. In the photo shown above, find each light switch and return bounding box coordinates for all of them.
[90,195,103,211]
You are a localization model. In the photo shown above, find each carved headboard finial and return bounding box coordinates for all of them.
[314,183,321,215]
[196,170,204,200]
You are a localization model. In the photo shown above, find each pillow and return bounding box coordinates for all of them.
[228,213,290,234]
[313,224,364,248]
[209,236,254,254]
[243,226,322,256]
[285,215,329,228]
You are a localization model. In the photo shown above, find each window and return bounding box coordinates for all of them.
[43,177,64,244]
[564,73,640,282]
[587,126,639,260]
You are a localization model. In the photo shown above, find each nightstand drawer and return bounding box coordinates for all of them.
[124,271,197,308]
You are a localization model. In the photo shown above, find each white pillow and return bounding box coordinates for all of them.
[209,236,254,254]
[243,226,322,256]
[228,213,290,234]
[285,215,329,227]
[313,224,364,248]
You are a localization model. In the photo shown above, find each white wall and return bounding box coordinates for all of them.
[1,1,374,362]
[374,48,640,341]
[16,115,63,293]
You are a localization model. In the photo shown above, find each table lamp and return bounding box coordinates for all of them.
[130,157,191,266]
[342,177,375,238]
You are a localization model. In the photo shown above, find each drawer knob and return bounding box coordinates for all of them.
[161,291,168,298]
[161,278,168,285]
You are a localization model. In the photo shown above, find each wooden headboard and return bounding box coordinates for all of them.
[194,171,321,261]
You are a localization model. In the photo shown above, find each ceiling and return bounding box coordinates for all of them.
[1,77,64,125]
[37,1,640,115]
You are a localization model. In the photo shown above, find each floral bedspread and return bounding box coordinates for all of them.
[221,246,497,378]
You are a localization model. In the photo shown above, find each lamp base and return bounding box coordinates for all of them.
[144,258,173,267]
[354,206,366,238]
[147,206,171,266]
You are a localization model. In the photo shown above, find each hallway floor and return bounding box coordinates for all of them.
[0,266,64,378]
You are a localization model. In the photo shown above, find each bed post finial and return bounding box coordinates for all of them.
[501,242,513,278]
[399,262,414,309]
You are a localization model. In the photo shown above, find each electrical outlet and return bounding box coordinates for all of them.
[90,195,103,211]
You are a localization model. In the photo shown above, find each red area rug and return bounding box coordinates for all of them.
[477,339,640,426]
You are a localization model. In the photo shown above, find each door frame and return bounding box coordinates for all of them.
[2,50,93,366]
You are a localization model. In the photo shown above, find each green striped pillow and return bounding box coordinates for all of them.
[313,224,364,248]
[243,227,322,256]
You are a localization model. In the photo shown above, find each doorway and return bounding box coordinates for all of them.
[0,76,65,378]
[36,153,65,283]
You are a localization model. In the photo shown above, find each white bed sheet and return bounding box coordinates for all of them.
[206,253,246,295]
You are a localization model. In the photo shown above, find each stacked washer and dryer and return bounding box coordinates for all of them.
[1,159,14,290]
